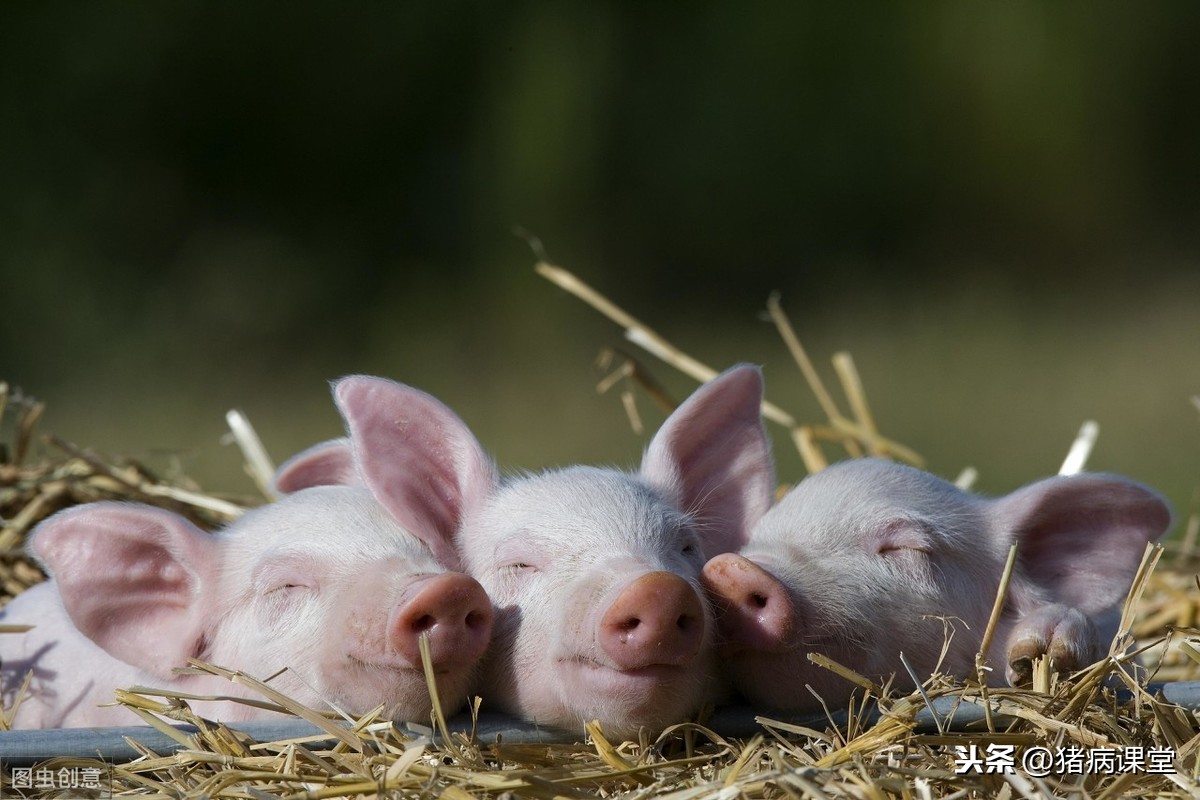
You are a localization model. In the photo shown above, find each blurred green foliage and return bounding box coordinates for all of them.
[1,3,1197,519]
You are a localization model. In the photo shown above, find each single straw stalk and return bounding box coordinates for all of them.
[765,293,858,456]
[225,409,278,500]
[1060,420,1100,476]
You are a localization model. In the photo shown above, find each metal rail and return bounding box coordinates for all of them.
[3,682,1199,767]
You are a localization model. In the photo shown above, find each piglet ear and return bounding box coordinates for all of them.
[272,438,356,494]
[641,364,775,558]
[335,376,498,570]
[29,503,218,678]
[989,474,1172,614]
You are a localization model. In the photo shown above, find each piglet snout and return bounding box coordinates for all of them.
[391,573,493,669]
[599,571,704,670]
[702,553,795,654]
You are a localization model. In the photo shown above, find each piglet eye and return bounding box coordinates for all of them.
[877,543,930,556]
[270,581,311,593]
[875,519,932,557]
[496,534,545,574]
[258,567,316,594]
[878,542,931,554]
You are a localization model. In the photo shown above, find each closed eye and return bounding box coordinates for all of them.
[495,536,545,573]
[876,539,933,580]
[877,544,930,555]
[254,551,320,595]
[268,582,314,593]
[874,518,934,557]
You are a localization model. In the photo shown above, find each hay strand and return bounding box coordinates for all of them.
[978,543,1020,683]
[225,408,278,500]
[764,293,847,440]
[1060,419,1101,476]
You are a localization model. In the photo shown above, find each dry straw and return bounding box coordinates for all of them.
[3,261,1200,797]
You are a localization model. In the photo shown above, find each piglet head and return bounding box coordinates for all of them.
[704,458,995,710]
[215,486,494,719]
[31,487,493,722]
[460,364,775,737]
[704,458,1172,711]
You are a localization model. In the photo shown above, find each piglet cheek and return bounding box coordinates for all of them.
[334,566,434,668]
[702,553,797,655]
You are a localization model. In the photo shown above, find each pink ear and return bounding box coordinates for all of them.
[989,474,1172,614]
[335,376,498,570]
[273,438,356,494]
[29,503,218,678]
[640,364,775,557]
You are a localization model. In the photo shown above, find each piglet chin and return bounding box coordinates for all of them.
[547,656,708,735]
[567,657,685,697]
[316,658,472,722]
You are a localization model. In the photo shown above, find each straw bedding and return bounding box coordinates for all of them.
[2,263,1200,798]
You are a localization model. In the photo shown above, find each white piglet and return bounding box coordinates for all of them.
[0,460,493,729]
[313,366,775,737]
[702,458,1171,711]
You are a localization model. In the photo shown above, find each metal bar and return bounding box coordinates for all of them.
[3,682,1199,767]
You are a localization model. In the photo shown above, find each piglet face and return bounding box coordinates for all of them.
[703,459,999,710]
[461,468,714,737]
[208,486,493,720]
[704,458,1171,711]
[30,487,493,723]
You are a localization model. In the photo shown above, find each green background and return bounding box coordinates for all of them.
[2,4,1197,523]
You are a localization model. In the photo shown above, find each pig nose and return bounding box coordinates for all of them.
[701,553,795,654]
[599,571,704,670]
[391,573,493,668]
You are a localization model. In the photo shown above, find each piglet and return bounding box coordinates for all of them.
[320,365,775,738]
[702,457,1171,711]
[0,458,493,729]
